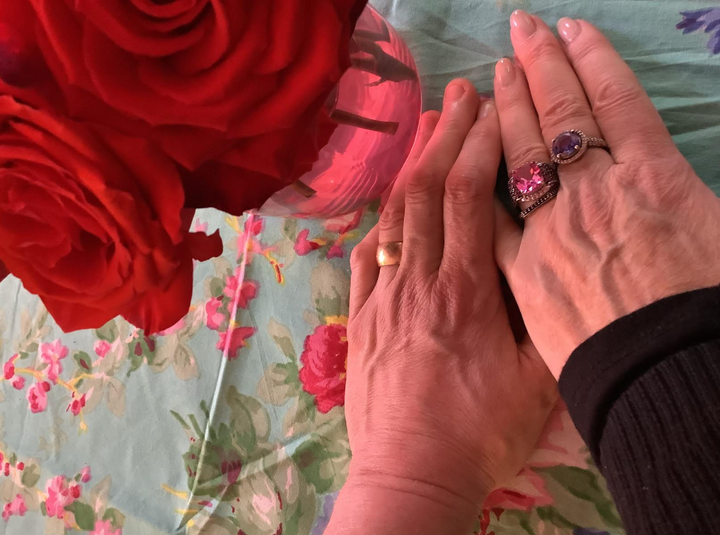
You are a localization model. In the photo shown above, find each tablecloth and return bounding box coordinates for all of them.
[1,1,719,534]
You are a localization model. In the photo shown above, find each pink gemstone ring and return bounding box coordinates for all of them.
[508,161,560,219]
[508,161,559,203]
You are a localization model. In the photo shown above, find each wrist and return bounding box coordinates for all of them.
[325,472,483,535]
[348,434,496,510]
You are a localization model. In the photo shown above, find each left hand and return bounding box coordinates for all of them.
[332,80,557,533]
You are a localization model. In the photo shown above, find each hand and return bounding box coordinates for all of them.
[493,12,720,378]
[327,80,557,535]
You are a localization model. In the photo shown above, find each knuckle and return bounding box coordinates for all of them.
[405,168,444,205]
[522,37,563,71]
[350,245,370,270]
[592,76,646,118]
[541,93,591,131]
[378,205,405,232]
[445,169,481,204]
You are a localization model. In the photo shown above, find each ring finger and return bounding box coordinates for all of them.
[494,58,555,225]
[377,110,440,281]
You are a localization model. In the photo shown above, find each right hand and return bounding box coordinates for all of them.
[493,13,720,378]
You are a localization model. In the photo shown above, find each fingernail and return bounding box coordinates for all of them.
[510,10,536,41]
[495,58,515,89]
[557,17,581,43]
[480,100,495,118]
[445,82,466,103]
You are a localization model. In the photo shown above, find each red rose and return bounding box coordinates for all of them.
[299,323,348,413]
[0,96,222,333]
[20,0,368,214]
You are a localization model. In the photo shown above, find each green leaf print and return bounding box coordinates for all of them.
[95,321,119,342]
[102,507,126,529]
[267,318,297,361]
[256,362,300,406]
[20,463,40,488]
[537,466,622,528]
[65,501,95,531]
[73,351,92,372]
[291,432,350,494]
[226,386,270,453]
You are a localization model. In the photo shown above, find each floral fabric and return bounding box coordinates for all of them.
[1,1,719,534]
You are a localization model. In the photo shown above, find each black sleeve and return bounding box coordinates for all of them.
[558,285,720,535]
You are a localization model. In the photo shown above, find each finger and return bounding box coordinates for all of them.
[556,18,677,162]
[494,199,522,278]
[509,11,613,176]
[349,225,380,320]
[402,79,480,275]
[440,98,503,281]
[494,58,556,226]
[377,111,440,283]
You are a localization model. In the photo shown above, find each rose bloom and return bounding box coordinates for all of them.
[16,0,368,214]
[299,323,348,413]
[0,96,221,333]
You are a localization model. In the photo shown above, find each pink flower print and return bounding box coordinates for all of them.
[67,393,86,416]
[327,244,344,259]
[223,271,258,303]
[205,298,224,331]
[45,476,80,520]
[237,281,259,309]
[222,271,259,309]
[94,340,111,359]
[2,494,27,521]
[26,382,49,413]
[10,376,25,390]
[90,519,121,535]
[3,354,18,380]
[244,216,264,236]
[39,340,69,384]
[483,468,553,512]
[294,229,323,256]
[193,219,209,234]
[80,466,92,484]
[223,272,240,298]
[217,327,256,360]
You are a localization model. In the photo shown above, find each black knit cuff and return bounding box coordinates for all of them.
[558,284,720,461]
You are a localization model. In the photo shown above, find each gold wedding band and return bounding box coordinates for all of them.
[376,242,403,267]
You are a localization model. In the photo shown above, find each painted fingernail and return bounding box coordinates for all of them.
[496,58,515,89]
[445,82,466,103]
[480,100,495,118]
[510,10,536,41]
[558,17,581,43]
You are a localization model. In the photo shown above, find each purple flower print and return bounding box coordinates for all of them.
[677,8,720,54]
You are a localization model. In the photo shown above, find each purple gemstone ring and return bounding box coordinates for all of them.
[550,129,609,165]
[508,161,560,219]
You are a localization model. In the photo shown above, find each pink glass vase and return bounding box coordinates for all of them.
[259,5,422,218]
